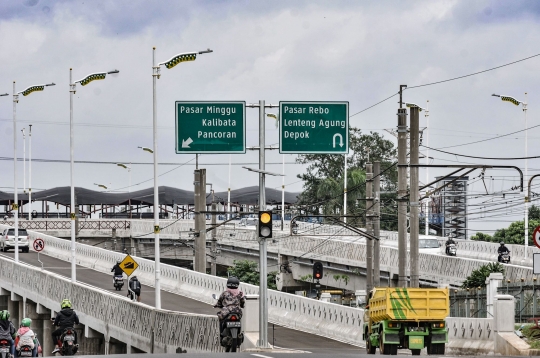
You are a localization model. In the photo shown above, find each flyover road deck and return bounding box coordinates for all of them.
[0,251,360,354]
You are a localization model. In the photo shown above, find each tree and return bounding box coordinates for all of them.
[461,262,504,289]
[226,259,277,290]
[296,129,397,229]
[471,219,540,245]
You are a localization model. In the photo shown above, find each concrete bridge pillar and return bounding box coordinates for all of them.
[24,300,50,356]
[9,292,21,328]
[0,295,7,311]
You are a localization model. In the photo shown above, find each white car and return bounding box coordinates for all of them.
[238,218,258,228]
[419,237,442,255]
[1,228,30,253]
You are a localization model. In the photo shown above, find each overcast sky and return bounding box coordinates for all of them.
[1,0,539,235]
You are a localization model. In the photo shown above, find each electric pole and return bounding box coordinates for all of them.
[373,161,381,287]
[366,162,373,293]
[211,200,217,276]
[409,106,420,288]
[397,84,408,287]
[193,169,207,273]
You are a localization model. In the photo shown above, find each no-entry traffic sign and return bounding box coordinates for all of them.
[33,238,45,252]
[533,226,540,250]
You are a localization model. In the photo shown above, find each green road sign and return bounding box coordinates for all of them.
[175,101,246,153]
[279,101,349,154]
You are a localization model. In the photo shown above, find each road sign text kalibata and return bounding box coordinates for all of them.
[175,101,246,154]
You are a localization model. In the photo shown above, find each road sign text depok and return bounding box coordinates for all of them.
[175,101,246,153]
[280,101,349,154]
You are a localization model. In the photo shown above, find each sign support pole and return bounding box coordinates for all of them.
[258,99,269,348]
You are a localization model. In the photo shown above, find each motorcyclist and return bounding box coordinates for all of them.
[15,318,37,357]
[445,237,456,255]
[51,299,79,354]
[214,277,246,336]
[498,242,510,262]
[0,310,15,357]
[128,276,141,302]
[111,260,123,284]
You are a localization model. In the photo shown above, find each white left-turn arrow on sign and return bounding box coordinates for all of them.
[182,137,193,148]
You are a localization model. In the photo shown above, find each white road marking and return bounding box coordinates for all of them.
[251,354,274,358]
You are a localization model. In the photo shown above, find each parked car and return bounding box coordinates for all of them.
[1,228,30,252]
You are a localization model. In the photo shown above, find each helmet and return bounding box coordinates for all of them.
[227,276,240,289]
[0,310,9,320]
[21,318,31,327]
[500,242,505,245]
[60,299,72,309]
[131,276,137,281]
[116,260,121,264]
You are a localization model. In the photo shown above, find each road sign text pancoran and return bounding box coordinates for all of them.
[175,101,246,154]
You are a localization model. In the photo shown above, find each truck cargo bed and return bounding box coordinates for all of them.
[369,287,449,322]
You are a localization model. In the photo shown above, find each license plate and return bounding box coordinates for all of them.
[64,335,75,341]
[0,348,8,353]
[20,351,32,357]
[226,322,241,328]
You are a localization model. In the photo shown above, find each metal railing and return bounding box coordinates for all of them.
[1,219,130,231]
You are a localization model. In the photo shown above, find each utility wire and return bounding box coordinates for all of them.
[421,145,540,160]
[435,124,540,149]
[349,52,540,117]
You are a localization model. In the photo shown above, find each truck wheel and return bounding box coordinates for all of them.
[366,339,376,354]
[435,343,445,355]
[380,335,389,355]
[411,349,421,355]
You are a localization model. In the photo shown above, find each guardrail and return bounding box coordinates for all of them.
[0,255,221,353]
[217,228,534,286]
[27,230,365,347]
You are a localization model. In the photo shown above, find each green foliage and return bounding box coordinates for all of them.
[470,232,494,241]
[296,129,397,230]
[226,260,277,290]
[522,324,540,348]
[299,274,313,282]
[461,262,505,289]
[471,205,540,245]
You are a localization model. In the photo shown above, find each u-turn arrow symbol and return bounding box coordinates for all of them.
[333,133,344,148]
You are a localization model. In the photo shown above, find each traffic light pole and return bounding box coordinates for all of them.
[258,99,269,348]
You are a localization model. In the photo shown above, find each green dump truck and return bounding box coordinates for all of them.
[362,287,449,355]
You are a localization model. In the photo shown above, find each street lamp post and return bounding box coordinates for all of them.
[152,46,212,309]
[28,124,33,220]
[13,82,55,262]
[70,68,119,282]
[492,93,528,257]
[21,128,26,198]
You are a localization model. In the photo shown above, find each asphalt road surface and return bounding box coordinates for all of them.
[1,251,360,354]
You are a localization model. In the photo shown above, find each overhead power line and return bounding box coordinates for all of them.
[350,52,540,117]
[421,145,540,160]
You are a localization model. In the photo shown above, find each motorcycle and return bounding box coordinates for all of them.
[54,327,77,356]
[212,294,244,352]
[16,345,32,357]
[0,339,12,358]
[446,243,457,256]
[499,252,511,264]
[113,275,124,291]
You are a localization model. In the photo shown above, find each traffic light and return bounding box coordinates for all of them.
[258,210,273,238]
[313,262,323,281]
